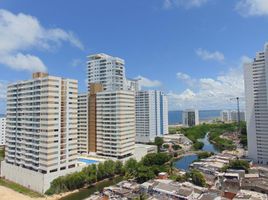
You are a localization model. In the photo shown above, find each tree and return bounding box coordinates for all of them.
[124,158,138,179]
[154,137,164,152]
[172,144,181,151]
[163,144,169,149]
[141,153,171,166]
[222,159,250,173]
[136,164,155,183]
[197,151,213,159]
[103,160,116,177]
[187,170,206,187]
[115,160,124,175]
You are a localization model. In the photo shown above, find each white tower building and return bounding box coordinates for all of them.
[182,109,199,127]
[87,53,126,91]
[135,90,168,143]
[244,43,268,164]
[0,117,6,146]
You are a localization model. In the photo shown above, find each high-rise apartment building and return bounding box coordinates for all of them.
[135,91,168,143]
[78,93,88,154]
[96,90,135,159]
[182,109,199,127]
[221,110,245,122]
[244,43,268,164]
[2,72,78,193]
[0,117,6,146]
[87,53,126,91]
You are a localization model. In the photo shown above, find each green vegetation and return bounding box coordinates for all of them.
[163,144,169,149]
[169,169,206,187]
[186,169,206,187]
[172,144,181,150]
[208,123,237,151]
[0,178,43,198]
[169,127,180,134]
[222,159,250,173]
[240,122,247,147]
[0,147,5,161]
[46,153,172,195]
[154,137,164,152]
[197,151,214,159]
[170,123,238,151]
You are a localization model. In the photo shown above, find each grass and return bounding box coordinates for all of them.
[0,178,44,198]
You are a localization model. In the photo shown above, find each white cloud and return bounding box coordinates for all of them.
[163,0,208,9]
[236,0,268,17]
[176,72,196,86]
[0,53,46,72]
[135,75,162,88]
[196,48,225,62]
[169,57,248,110]
[0,9,83,72]
[71,58,83,67]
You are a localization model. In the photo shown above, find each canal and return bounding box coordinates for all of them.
[174,133,219,171]
[60,176,124,200]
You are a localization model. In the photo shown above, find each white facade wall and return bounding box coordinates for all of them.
[78,93,88,154]
[0,117,6,145]
[135,91,168,143]
[87,53,126,91]
[244,44,268,164]
[182,109,199,127]
[221,110,245,122]
[3,73,78,193]
[96,90,136,159]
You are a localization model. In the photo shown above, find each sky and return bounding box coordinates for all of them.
[0,0,268,113]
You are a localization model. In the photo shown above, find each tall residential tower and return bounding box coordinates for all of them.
[244,43,268,164]
[135,91,168,143]
[2,72,78,193]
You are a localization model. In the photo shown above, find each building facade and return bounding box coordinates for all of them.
[87,53,126,91]
[135,90,168,143]
[0,117,6,146]
[244,43,268,164]
[78,93,88,154]
[221,110,245,122]
[2,72,78,193]
[96,90,136,159]
[182,109,199,127]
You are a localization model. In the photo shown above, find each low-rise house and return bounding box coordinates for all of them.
[233,190,268,200]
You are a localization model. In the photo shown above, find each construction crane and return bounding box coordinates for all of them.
[230,97,243,134]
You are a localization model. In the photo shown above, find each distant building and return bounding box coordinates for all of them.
[0,117,6,146]
[126,79,140,91]
[96,90,136,159]
[2,72,79,193]
[220,110,245,122]
[135,90,168,143]
[182,109,199,127]
[244,43,268,164]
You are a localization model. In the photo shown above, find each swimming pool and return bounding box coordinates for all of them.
[78,158,99,165]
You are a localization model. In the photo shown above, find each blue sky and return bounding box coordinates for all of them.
[0,0,268,112]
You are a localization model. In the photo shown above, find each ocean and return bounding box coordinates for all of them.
[168,110,221,125]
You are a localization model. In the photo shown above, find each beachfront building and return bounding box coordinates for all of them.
[87,53,126,91]
[2,72,79,193]
[77,93,89,154]
[96,90,136,159]
[182,109,199,127]
[221,110,245,122]
[244,43,268,164]
[135,90,168,143]
[0,117,6,146]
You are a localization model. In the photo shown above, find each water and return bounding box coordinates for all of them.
[78,158,99,165]
[60,176,124,200]
[174,133,218,171]
[174,154,198,171]
[198,133,219,154]
[168,110,221,125]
